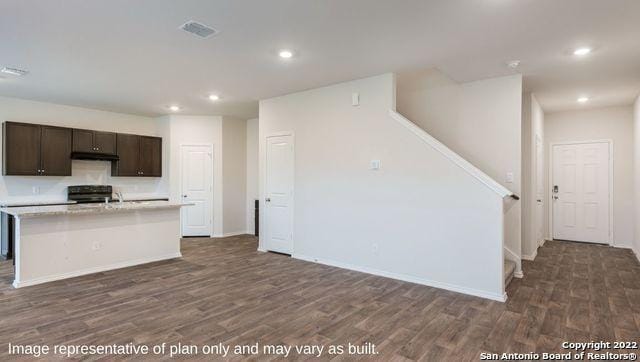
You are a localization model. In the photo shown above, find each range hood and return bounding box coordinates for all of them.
[71,152,119,161]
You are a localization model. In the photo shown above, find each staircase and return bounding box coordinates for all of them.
[504,259,516,287]
[389,110,517,301]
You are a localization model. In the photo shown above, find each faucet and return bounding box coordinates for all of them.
[115,192,124,203]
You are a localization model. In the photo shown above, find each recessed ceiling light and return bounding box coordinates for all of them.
[1,67,29,76]
[169,105,181,112]
[208,94,220,101]
[577,97,589,103]
[573,47,591,56]
[279,50,294,59]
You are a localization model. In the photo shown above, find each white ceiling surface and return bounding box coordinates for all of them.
[0,1,639,118]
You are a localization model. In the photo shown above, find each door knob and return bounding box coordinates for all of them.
[182,195,188,198]
[265,198,271,202]
[553,196,559,200]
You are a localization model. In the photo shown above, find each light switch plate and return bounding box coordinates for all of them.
[352,92,359,106]
[370,160,380,170]
[506,172,514,183]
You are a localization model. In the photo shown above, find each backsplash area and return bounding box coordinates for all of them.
[0,159,168,205]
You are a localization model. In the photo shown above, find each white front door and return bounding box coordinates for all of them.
[535,135,544,244]
[552,142,610,244]
[265,135,294,254]
[181,145,213,237]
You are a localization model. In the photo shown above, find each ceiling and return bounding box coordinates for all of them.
[0,0,638,118]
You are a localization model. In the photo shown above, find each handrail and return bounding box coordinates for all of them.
[389,110,516,199]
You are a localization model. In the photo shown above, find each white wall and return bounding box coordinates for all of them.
[521,94,545,259]
[545,106,635,247]
[246,118,259,234]
[222,117,247,235]
[260,73,506,301]
[163,115,224,235]
[634,96,640,257]
[396,70,523,270]
[0,96,167,204]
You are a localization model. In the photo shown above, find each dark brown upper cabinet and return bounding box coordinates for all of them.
[72,129,116,154]
[111,134,162,177]
[139,136,162,177]
[40,126,73,176]
[3,121,160,177]
[3,122,72,176]
[112,134,139,176]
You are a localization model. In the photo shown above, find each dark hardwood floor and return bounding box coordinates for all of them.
[0,236,639,361]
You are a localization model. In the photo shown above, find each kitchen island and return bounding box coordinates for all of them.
[0,201,189,288]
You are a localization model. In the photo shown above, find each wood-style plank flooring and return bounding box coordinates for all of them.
[1,236,639,361]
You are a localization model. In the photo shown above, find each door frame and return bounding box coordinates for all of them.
[533,133,544,248]
[548,139,614,245]
[261,131,295,254]
[180,143,215,237]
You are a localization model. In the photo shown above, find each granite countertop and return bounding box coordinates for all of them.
[0,197,170,208]
[0,200,78,207]
[0,200,191,218]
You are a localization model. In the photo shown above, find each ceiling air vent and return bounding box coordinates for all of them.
[180,21,218,38]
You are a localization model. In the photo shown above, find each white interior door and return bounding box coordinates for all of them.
[535,135,544,243]
[552,142,610,244]
[265,135,294,254]
[181,145,213,237]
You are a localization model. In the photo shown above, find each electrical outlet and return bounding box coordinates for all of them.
[370,160,381,170]
[92,241,101,251]
[372,243,379,255]
[32,186,40,195]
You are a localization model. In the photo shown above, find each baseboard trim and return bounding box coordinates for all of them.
[522,248,538,261]
[632,246,640,263]
[13,252,182,288]
[293,253,506,302]
[223,231,247,237]
[213,231,249,238]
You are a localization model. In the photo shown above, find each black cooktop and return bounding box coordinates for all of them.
[67,185,113,203]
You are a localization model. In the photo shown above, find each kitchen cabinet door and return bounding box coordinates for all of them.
[40,126,72,176]
[112,134,140,176]
[3,122,41,176]
[138,136,162,177]
[72,129,94,153]
[94,131,116,154]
